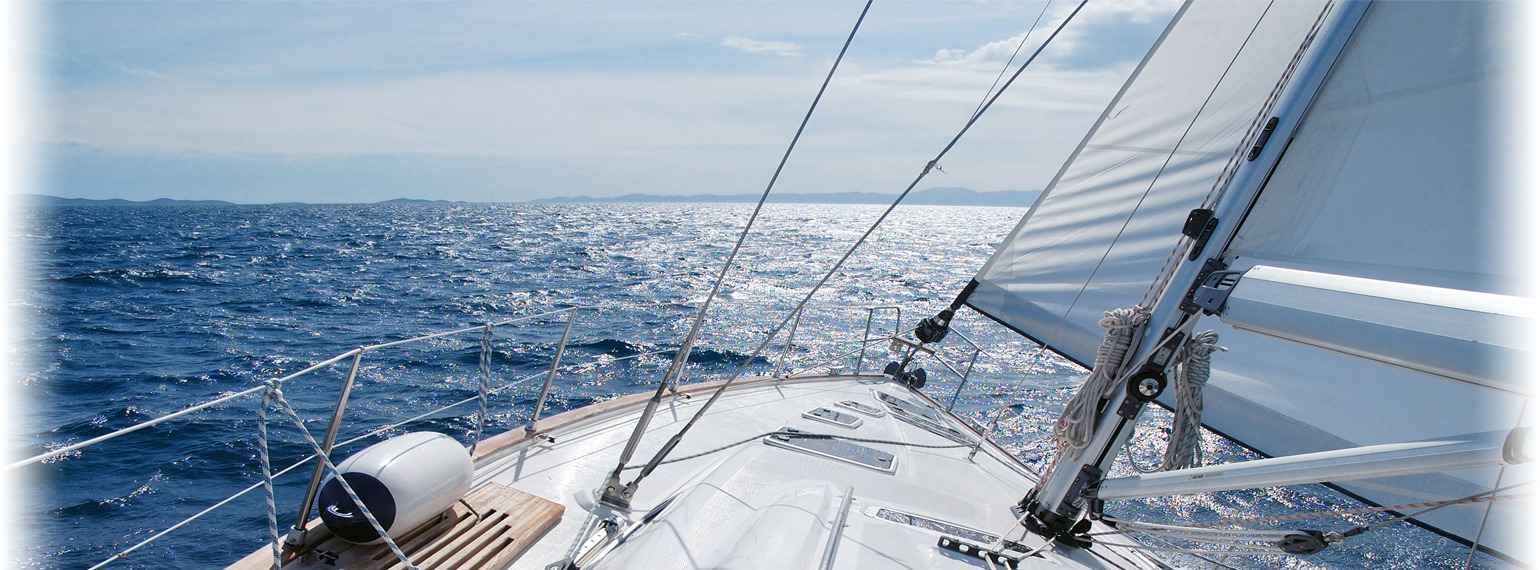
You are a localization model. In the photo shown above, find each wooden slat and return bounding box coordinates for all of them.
[225,483,563,570]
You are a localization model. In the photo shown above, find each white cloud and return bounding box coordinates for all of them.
[103,60,169,80]
[722,37,802,57]
[35,1,1183,199]
[923,30,1038,69]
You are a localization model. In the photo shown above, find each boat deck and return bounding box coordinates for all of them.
[255,375,1163,570]
[475,374,1161,570]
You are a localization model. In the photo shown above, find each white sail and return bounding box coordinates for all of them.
[966,0,1336,366]
[969,0,1533,561]
[1195,0,1533,559]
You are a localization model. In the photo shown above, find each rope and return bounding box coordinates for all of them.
[1053,308,1147,453]
[1341,481,1532,540]
[1160,330,1222,471]
[1084,539,1287,556]
[1088,484,1535,556]
[1094,516,1297,555]
[259,384,280,570]
[268,388,418,570]
[471,323,492,455]
[621,429,970,470]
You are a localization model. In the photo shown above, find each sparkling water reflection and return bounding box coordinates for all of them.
[13,202,1509,568]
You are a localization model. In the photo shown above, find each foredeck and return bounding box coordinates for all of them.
[247,374,1160,570]
[474,374,1159,569]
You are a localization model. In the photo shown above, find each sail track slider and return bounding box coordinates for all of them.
[1248,116,1281,161]
[1183,208,1219,261]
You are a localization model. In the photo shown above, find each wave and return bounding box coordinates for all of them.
[49,267,224,287]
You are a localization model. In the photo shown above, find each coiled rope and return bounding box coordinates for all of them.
[1159,330,1223,471]
[1053,307,1147,453]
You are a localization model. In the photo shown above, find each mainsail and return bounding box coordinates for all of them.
[965,0,1532,561]
[966,0,1339,364]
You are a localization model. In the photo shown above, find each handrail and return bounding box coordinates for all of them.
[290,350,365,542]
[39,300,1004,568]
[527,308,578,433]
[9,383,272,470]
[855,306,902,374]
[58,304,655,568]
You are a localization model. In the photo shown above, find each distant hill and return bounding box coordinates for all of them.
[12,189,1042,207]
[530,187,1042,207]
[376,198,467,205]
[16,194,238,207]
[12,195,472,207]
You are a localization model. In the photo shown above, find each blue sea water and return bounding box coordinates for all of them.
[11,202,1510,569]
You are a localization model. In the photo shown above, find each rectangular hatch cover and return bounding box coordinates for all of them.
[763,428,896,473]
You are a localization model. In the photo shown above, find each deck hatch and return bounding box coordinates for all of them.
[763,428,896,473]
[874,392,974,444]
[868,507,998,544]
[804,407,863,428]
[835,400,885,417]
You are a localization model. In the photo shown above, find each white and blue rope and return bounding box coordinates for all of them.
[268,388,418,570]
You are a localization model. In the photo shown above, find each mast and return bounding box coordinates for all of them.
[1018,0,1373,541]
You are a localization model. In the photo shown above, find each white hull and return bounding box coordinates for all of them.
[243,375,1162,569]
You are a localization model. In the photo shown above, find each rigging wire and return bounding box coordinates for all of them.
[1139,0,1334,307]
[1338,481,1533,541]
[1082,482,1534,558]
[954,0,1059,467]
[598,0,875,496]
[969,0,1054,120]
[620,429,970,471]
[620,0,1093,496]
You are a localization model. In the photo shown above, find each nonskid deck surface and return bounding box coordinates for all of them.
[468,375,1161,570]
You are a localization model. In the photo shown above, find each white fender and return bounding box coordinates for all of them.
[317,431,473,544]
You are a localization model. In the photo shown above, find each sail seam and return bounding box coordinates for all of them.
[1049,0,1281,348]
[1141,1,1337,307]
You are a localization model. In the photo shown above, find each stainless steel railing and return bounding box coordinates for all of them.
[17,300,1022,568]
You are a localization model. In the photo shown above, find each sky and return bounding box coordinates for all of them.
[18,0,1182,204]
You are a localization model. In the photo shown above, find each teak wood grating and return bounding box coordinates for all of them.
[227,483,563,570]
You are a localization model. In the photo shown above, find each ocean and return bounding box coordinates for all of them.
[11,202,1508,568]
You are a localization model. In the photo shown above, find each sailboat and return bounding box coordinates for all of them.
[20,0,1532,568]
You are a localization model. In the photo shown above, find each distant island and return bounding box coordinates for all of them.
[532,187,1042,207]
[11,195,468,207]
[13,187,1042,208]
[15,194,240,207]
